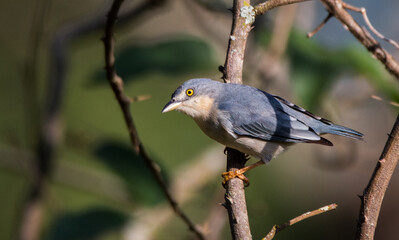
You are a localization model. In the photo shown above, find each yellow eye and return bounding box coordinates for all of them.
[186,88,194,96]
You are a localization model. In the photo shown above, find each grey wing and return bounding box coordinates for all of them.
[234,118,321,143]
[218,93,326,144]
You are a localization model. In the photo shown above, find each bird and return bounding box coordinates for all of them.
[162,78,363,185]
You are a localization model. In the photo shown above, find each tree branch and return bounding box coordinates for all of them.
[313,2,399,238]
[263,203,338,240]
[103,1,204,239]
[254,0,310,16]
[307,13,332,38]
[221,0,254,238]
[221,0,317,239]
[319,0,399,80]
[222,0,253,84]
[124,147,225,240]
[356,114,399,240]
[19,1,52,239]
[341,3,399,50]
[223,148,251,240]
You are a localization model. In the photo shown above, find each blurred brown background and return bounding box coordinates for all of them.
[1,0,399,239]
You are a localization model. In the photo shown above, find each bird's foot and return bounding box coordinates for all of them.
[222,169,250,188]
[221,160,265,188]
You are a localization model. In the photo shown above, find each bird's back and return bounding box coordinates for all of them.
[214,83,362,145]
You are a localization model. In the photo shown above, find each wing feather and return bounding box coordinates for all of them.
[217,90,322,143]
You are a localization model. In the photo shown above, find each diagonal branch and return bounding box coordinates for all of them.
[356,114,399,240]
[102,1,204,239]
[263,203,338,240]
[315,2,399,237]
[319,0,399,80]
[307,13,332,38]
[341,3,399,50]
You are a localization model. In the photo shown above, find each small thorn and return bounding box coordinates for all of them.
[218,65,225,74]
[224,147,229,155]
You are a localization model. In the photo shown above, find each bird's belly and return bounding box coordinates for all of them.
[232,137,291,163]
[194,118,291,163]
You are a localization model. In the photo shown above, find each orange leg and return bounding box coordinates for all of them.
[222,160,265,187]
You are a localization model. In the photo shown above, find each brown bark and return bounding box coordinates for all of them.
[103,0,204,239]
[221,0,254,239]
[320,0,399,79]
[224,149,252,240]
[313,1,399,238]
[356,115,399,240]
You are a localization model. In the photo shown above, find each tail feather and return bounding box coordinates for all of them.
[325,124,364,141]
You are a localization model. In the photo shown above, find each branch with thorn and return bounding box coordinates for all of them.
[103,0,204,239]
[356,115,399,240]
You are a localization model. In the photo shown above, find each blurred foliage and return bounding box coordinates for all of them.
[92,37,217,85]
[0,169,30,240]
[256,29,399,110]
[94,140,166,206]
[47,207,128,240]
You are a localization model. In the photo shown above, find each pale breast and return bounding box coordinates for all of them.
[233,137,291,163]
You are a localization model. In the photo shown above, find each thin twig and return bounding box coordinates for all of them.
[254,0,310,16]
[307,13,332,38]
[359,8,399,50]
[19,0,53,239]
[128,94,151,103]
[103,1,204,239]
[371,95,399,108]
[340,2,360,12]
[356,115,399,240]
[124,147,225,240]
[320,0,399,79]
[340,2,399,50]
[263,203,338,240]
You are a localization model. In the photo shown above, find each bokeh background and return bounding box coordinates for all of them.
[1,0,399,239]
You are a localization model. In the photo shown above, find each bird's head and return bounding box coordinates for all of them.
[162,78,222,119]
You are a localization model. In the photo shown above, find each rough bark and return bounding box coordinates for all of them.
[222,0,254,239]
[356,115,399,240]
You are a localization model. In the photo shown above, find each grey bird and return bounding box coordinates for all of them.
[162,78,363,184]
